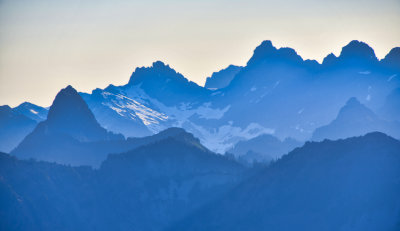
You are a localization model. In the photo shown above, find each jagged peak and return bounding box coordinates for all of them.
[127,60,187,86]
[247,40,304,65]
[339,40,378,62]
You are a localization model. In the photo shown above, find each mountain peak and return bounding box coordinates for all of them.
[13,102,48,122]
[345,97,361,107]
[128,61,185,86]
[338,97,375,118]
[45,85,120,142]
[205,65,243,89]
[381,47,400,70]
[152,60,168,69]
[322,53,337,66]
[339,40,378,62]
[47,85,89,121]
[126,61,208,106]
[247,40,303,66]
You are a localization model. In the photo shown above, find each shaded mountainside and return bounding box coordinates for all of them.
[1,132,399,231]
[0,106,37,153]
[227,134,303,164]
[205,65,243,89]
[0,102,47,153]
[312,97,400,141]
[12,102,48,122]
[127,61,210,106]
[379,87,400,122]
[11,86,125,166]
[171,132,400,231]
[215,40,399,141]
[0,131,245,231]
[11,85,215,167]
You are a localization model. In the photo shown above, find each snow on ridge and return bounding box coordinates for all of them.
[30,109,38,114]
[188,122,275,154]
[388,74,397,82]
[99,84,271,153]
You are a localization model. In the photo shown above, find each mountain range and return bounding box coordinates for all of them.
[1,39,400,230]
[2,40,399,154]
[1,132,399,231]
[171,132,400,231]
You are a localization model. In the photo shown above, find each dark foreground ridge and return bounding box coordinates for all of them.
[1,132,399,231]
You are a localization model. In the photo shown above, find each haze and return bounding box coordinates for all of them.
[0,0,399,107]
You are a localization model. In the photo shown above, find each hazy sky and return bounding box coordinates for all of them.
[1,0,399,107]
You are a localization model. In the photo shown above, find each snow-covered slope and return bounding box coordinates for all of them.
[83,83,272,153]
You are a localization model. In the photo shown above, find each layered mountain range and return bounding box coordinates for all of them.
[1,40,400,231]
[2,132,399,231]
[1,40,399,156]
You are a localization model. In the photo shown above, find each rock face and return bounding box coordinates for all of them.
[312,97,400,141]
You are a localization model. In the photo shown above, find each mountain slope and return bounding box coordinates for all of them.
[12,102,48,122]
[126,61,210,106]
[379,87,400,121]
[11,85,125,166]
[0,105,37,152]
[205,65,243,89]
[215,40,398,141]
[312,97,400,141]
[0,131,245,231]
[172,132,400,231]
[227,134,302,164]
[12,40,399,153]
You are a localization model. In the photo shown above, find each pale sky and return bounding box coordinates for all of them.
[1,0,399,107]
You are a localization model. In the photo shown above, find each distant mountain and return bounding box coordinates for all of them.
[127,61,210,106]
[0,129,244,231]
[227,134,302,164]
[13,102,48,122]
[381,47,400,73]
[82,62,267,153]
[205,65,243,89]
[214,40,399,141]
[312,97,400,141]
[171,132,400,231]
[11,86,222,167]
[379,87,400,121]
[0,105,37,152]
[0,102,48,153]
[7,41,399,153]
[11,85,126,166]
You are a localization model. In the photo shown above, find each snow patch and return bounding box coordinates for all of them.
[359,71,371,75]
[388,74,397,82]
[30,109,38,114]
